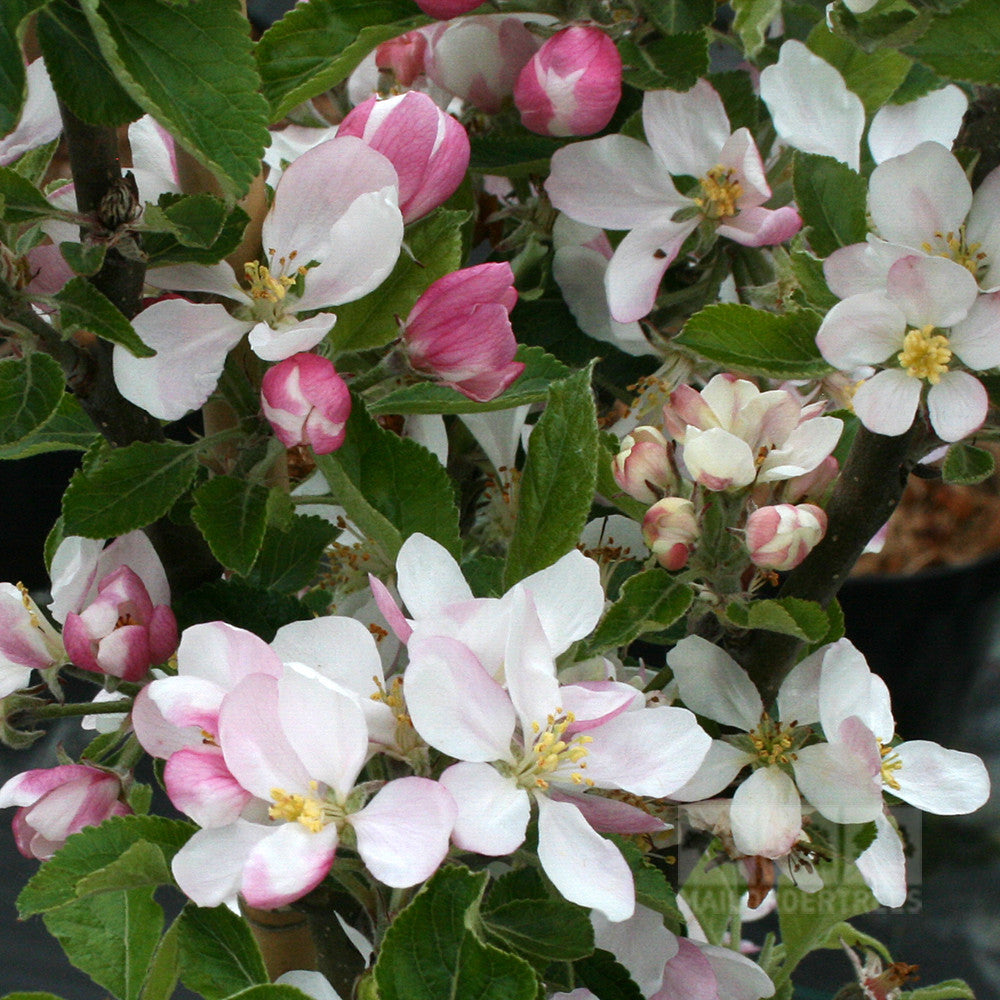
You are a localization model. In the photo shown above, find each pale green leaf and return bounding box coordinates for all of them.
[55,276,155,358]
[0,352,65,447]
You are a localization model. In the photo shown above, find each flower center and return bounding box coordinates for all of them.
[371,675,423,755]
[748,715,798,767]
[878,743,903,792]
[243,249,309,325]
[513,710,593,790]
[694,165,742,220]
[920,225,987,279]
[897,325,951,384]
[269,779,343,832]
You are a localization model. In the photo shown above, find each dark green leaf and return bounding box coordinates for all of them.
[681,844,740,945]
[59,240,107,276]
[461,553,505,598]
[0,392,99,459]
[943,442,995,485]
[482,899,593,963]
[891,61,944,103]
[788,248,840,311]
[55,276,155,358]
[192,476,270,576]
[315,396,461,560]
[44,889,163,1000]
[74,840,173,897]
[80,0,270,198]
[37,0,143,126]
[792,152,868,258]
[375,866,538,1000]
[19,816,193,916]
[706,70,759,133]
[141,919,181,1000]
[906,982,976,1000]
[610,837,683,925]
[676,303,833,380]
[0,165,63,222]
[726,597,829,641]
[175,904,268,1000]
[639,0,715,33]
[906,0,1000,85]
[330,209,467,353]
[619,32,708,91]
[581,570,693,656]
[143,199,249,266]
[368,346,571,416]
[62,441,199,538]
[504,367,599,587]
[12,137,61,185]
[173,577,314,641]
[0,352,66,447]
[142,193,229,248]
[248,513,338,592]
[256,0,426,121]
[731,0,782,57]
[468,133,565,177]
[574,949,643,1000]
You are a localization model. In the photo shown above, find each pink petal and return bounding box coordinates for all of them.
[653,938,717,1000]
[164,747,251,827]
[792,742,883,824]
[177,621,283,685]
[172,821,270,908]
[242,821,339,908]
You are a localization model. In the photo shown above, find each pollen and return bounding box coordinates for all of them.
[269,781,327,833]
[749,715,798,766]
[920,225,987,278]
[898,325,952,384]
[245,259,297,303]
[879,743,903,791]
[694,165,742,220]
[515,710,594,789]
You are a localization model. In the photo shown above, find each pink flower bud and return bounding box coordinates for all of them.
[375,31,429,87]
[416,0,482,18]
[337,91,470,223]
[425,15,544,114]
[642,497,699,571]
[62,566,178,682]
[514,27,622,137]
[0,763,131,860]
[0,583,65,697]
[261,352,352,454]
[613,426,673,503]
[745,503,827,572]
[402,262,524,402]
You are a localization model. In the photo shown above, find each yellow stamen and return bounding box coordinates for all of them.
[879,744,903,792]
[897,324,951,384]
[920,225,987,278]
[694,165,742,220]
[269,780,326,833]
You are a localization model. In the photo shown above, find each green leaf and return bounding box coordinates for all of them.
[573,949,643,1000]
[726,597,829,641]
[611,838,683,926]
[481,900,593,963]
[468,133,565,177]
[175,904,268,1000]
[792,152,868,258]
[0,165,63,222]
[0,391,99,459]
[143,199,249,266]
[0,353,66,447]
[248,513,338,592]
[943,442,995,485]
[681,843,740,945]
[706,70,760,133]
[676,303,833,379]
[619,32,708,91]
[18,815,192,915]
[80,0,270,199]
[731,0,782,57]
[906,981,976,1000]
[368,345,571,416]
[639,0,715,32]
[891,60,944,104]
[375,866,538,1000]
[173,577,314,641]
[59,240,108,276]
[142,193,229,248]
[141,919,181,1000]
[74,840,173,897]
[256,0,426,121]
[36,0,143,126]
[315,397,461,560]
[192,476,270,576]
[906,0,1000,85]
[787,248,840,311]
[461,553,506,598]
[12,137,61,185]
[806,24,911,114]
[44,889,164,1000]
[504,367,599,588]
[0,2,32,135]
[581,570,693,657]
[54,276,155,358]
[62,441,199,538]
[330,209,466,353]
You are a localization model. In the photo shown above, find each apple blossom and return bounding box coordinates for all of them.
[375,30,429,86]
[745,503,827,572]
[613,426,674,503]
[546,79,801,322]
[514,26,622,137]
[0,764,131,860]
[416,0,481,17]
[642,497,699,571]
[0,583,65,697]
[424,15,544,114]
[337,91,470,223]
[261,352,351,454]
[62,566,178,682]
[816,254,1000,442]
[662,374,843,492]
[0,59,61,167]
[401,261,524,401]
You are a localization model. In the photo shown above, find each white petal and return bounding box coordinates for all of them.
[967,166,1000,290]
[818,638,893,740]
[146,261,247,302]
[927,371,987,442]
[886,254,978,329]
[536,795,635,921]
[242,821,338,908]
[792,743,883,823]
[642,81,730,178]
[681,427,757,491]
[439,762,529,854]
[775,646,824,726]
[248,313,335,363]
[730,767,802,859]
[459,405,531,475]
[699,942,776,1000]
[856,812,907,907]
[757,416,843,483]
[892,741,990,814]
[271,617,384,696]
[171,821,269,908]
[669,740,752,802]
[824,238,909,299]
[949,292,1000,369]
[869,88,968,164]
[852,369,921,438]
[592,906,678,996]
[396,533,472,618]
[667,636,763,730]
[815,293,904,368]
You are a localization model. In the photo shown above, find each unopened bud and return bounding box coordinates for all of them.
[613,426,673,503]
[745,503,827,571]
[642,497,699,571]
